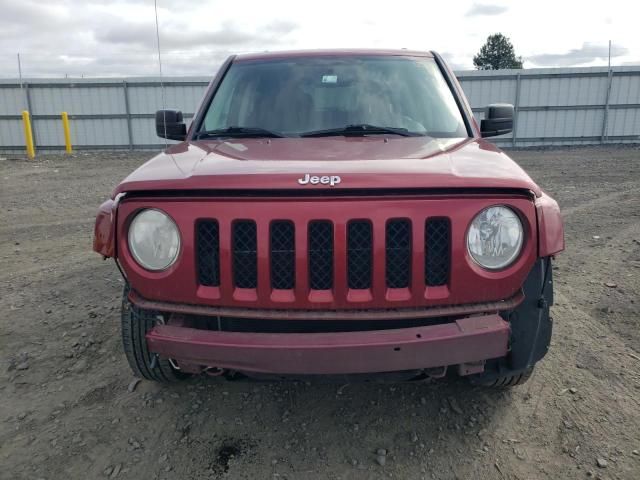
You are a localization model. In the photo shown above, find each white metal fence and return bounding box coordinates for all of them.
[459,66,640,147]
[1,66,639,153]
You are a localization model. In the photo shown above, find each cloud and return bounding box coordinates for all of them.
[0,0,299,77]
[528,42,629,67]
[96,22,259,49]
[439,52,469,71]
[263,19,299,35]
[0,1,68,26]
[94,16,299,51]
[466,3,508,16]
[0,0,636,76]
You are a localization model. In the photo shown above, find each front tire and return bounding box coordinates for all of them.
[121,287,186,383]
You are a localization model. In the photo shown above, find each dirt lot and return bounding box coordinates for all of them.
[1,146,639,480]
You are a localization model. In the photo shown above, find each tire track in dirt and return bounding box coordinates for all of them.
[560,187,639,218]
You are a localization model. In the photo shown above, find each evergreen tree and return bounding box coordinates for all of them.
[473,34,523,70]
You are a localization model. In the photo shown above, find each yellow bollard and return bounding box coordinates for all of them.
[61,112,73,154]
[22,110,35,159]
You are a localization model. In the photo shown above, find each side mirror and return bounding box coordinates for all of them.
[480,104,513,138]
[155,109,187,141]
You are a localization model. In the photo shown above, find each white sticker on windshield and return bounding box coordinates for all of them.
[322,75,338,83]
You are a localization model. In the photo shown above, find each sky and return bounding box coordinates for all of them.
[0,0,638,78]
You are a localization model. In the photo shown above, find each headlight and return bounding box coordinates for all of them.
[467,206,523,270]
[128,209,180,271]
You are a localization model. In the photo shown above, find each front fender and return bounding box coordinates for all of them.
[535,192,564,257]
[93,199,116,257]
[93,195,123,258]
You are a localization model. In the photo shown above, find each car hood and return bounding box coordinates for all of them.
[113,136,541,197]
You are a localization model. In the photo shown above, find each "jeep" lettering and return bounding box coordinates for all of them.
[297,174,341,187]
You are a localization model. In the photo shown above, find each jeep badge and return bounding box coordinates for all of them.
[297,174,341,186]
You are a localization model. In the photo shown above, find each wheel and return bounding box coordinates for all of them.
[121,286,187,383]
[472,367,534,388]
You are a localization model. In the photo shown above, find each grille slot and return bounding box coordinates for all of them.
[270,221,295,289]
[232,220,257,288]
[386,219,411,288]
[196,220,220,286]
[308,221,334,290]
[425,218,450,286]
[347,221,373,289]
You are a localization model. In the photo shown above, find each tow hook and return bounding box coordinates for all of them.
[458,361,485,376]
[204,367,225,377]
[424,366,447,378]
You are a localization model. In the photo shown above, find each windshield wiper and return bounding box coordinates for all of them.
[194,126,286,139]
[300,124,417,138]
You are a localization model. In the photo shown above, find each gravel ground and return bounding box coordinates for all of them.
[1,146,640,480]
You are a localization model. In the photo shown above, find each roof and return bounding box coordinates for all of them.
[235,48,435,62]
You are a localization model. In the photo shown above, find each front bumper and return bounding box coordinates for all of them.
[146,315,509,375]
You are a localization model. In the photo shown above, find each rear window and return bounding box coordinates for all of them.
[201,56,468,138]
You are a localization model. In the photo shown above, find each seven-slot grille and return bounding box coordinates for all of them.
[196,218,450,294]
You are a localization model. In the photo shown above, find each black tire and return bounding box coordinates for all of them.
[473,367,534,388]
[121,287,186,383]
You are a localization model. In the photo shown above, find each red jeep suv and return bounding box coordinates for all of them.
[93,49,564,386]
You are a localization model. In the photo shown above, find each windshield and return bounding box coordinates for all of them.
[199,55,468,138]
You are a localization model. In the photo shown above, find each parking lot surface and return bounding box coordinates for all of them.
[1,146,639,479]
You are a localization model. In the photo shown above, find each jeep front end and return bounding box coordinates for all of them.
[93,49,564,386]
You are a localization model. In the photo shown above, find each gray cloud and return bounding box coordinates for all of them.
[0,0,635,77]
[466,3,508,16]
[96,23,256,49]
[439,52,469,71]
[263,19,299,35]
[0,0,299,78]
[2,48,232,78]
[528,42,629,67]
[94,17,298,50]
[0,1,69,25]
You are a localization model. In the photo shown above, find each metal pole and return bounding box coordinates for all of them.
[122,81,134,150]
[17,53,30,114]
[601,68,614,144]
[154,0,169,149]
[17,53,25,107]
[22,111,35,159]
[24,83,37,149]
[512,72,521,148]
[61,112,73,153]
